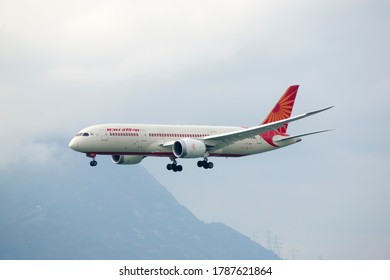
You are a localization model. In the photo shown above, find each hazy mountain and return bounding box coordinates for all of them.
[0,163,279,260]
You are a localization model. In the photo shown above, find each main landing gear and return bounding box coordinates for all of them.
[167,159,183,172]
[166,158,214,172]
[197,159,214,169]
[87,153,98,167]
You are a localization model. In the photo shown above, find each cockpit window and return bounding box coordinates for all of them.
[76,132,90,136]
[76,133,83,136]
[82,133,89,136]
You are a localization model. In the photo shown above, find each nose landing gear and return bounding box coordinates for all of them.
[87,153,98,167]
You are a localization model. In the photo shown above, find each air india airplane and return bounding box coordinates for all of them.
[69,85,332,172]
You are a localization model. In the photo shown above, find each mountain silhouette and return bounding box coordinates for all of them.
[0,163,279,260]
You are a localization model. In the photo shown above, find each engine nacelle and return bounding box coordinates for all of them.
[173,138,206,158]
[111,155,144,165]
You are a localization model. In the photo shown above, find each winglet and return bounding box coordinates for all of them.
[261,85,299,133]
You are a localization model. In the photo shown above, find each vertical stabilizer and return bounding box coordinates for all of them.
[261,85,299,133]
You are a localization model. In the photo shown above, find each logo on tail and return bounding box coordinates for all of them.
[260,85,299,147]
[261,85,299,134]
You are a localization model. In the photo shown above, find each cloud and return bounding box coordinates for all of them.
[2,0,270,83]
[0,137,62,170]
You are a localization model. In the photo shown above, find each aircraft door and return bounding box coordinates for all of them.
[140,130,147,143]
[100,129,108,141]
[136,129,148,149]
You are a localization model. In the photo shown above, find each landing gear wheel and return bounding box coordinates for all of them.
[171,164,183,172]
[90,160,97,167]
[167,159,183,172]
[197,159,213,169]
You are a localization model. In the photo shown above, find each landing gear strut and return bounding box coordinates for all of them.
[197,158,214,169]
[87,153,98,167]
[167,158,183,172]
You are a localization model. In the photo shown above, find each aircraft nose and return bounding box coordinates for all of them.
[69,137,79,151]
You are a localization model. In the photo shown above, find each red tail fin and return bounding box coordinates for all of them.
[261,85,299,133]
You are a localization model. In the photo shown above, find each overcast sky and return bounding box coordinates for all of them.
[1,0,389,259]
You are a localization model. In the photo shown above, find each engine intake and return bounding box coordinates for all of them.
[173,139,206,158]
[111,155,144,165]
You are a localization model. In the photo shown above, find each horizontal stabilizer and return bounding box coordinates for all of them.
[274,129,333,143]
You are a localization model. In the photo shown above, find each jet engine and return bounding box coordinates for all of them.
[111,155,144,165]
[173,139,206,158]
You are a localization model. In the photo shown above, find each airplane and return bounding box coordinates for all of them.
[69,85,332,172]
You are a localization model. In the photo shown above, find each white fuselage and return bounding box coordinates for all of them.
[69,123,281,158]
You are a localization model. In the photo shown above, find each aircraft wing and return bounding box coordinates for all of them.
[203,106,333,152]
